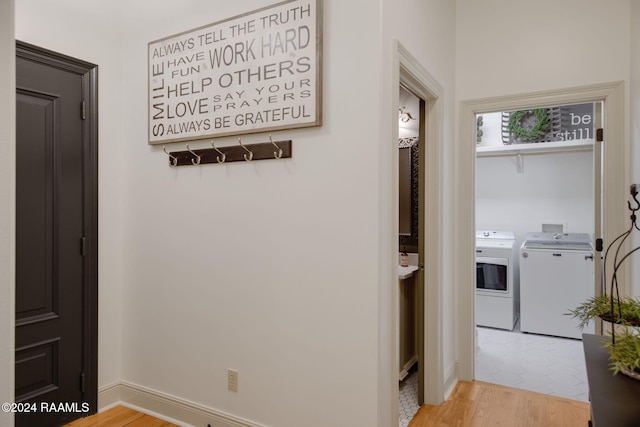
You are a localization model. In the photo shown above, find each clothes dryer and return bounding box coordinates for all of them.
[476,231,519,330]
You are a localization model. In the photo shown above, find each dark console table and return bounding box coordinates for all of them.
[582,333,640,427]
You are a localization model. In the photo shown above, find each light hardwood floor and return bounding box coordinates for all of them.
[64,405,178,427]
[409,380,591,427]
[66,381,591,427]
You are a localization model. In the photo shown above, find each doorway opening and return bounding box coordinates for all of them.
[397,84,423,426]
[456,81,627,386]
[388,41,446,427]
[473,102,602,401]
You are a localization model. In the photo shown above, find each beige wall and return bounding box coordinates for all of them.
[117,1,381,425]
[456,0,631,100]
[632,1,640,296]
[13,1,452,425]
[381,0,458,402]
[7,1,636,426]
[0,1,15,426]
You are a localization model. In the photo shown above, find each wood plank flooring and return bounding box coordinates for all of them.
[409,380,591,427]
[65,381,590,427]
[64,405,178,427]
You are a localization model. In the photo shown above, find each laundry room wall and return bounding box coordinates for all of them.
[476,152,594,242]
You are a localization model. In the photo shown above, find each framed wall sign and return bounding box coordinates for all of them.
[148,0,322,145]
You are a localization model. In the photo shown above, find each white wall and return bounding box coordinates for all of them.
[13,0,632,425]
[10,1,460,426]
[117,1,381,426]
[0,1,15,426]
[477,151,594,242]
[631,1,640,296]
[381,0,458,401]
[456,0,631,100]
[15,0,125,390]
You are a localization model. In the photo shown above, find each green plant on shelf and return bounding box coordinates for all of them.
[569,295,640,330]
[606,330,640,376]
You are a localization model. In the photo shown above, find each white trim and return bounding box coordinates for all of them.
[98,381,267,427]
[395,40,447,405]
[443,361,458,400]
[97,381,121,412]
[399,356,419,381]
[0,1,15,425]
[456,81,628,381]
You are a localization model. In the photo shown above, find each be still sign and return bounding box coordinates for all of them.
[148,0,322,145]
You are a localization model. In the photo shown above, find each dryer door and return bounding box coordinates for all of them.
[476,256,510,296]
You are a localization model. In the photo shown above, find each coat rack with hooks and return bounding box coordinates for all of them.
[163,136,292,167]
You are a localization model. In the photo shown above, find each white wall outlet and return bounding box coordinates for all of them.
[227,369,238,392]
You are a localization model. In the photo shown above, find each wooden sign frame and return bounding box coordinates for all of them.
[148,0,322,145]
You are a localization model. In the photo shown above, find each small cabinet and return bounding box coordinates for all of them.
[583,334,640,426]
[399,270,418,380]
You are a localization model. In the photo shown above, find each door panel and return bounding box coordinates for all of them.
[15,91,57,324]
[15,42,98,427]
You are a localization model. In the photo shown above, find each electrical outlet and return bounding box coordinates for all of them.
[227,369,238,392]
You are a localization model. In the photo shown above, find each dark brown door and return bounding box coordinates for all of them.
[15,41,98,427]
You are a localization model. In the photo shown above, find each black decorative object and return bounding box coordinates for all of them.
[603,185,640,333]
[571,185,640,378]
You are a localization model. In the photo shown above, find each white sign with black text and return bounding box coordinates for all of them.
[148,0,322,145]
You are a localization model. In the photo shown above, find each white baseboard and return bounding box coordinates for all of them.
[98,381,267,427]
[399,355,418,381]
[97,381,122,412]
[443,361,458,401]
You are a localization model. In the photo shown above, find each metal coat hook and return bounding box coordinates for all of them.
[238,138,253,161]
[270,135,283,159]
[163,138,291,167]
[211,140,226,164]
[163,146,178,167]
[628,184,640,231]
[628,184,640,213]
[186,144,201,165]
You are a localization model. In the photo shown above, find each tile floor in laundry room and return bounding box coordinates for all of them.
[475,325,589,402]
[398,324,589,427]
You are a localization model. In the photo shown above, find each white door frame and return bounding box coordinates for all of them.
[455,81,627,381]
[392,40,446,406]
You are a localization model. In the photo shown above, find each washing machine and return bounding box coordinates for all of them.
[520,232,595,339]
[475,231,519,330]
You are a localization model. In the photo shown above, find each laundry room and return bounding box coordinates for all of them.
[473,103,599,401]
